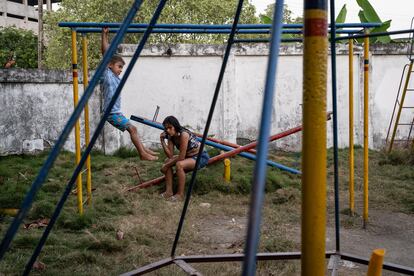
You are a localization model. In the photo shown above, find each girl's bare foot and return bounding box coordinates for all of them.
[160,192,173,199]
[167,194,184,202]
[140,154,158,161]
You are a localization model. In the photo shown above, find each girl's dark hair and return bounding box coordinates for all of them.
[162,116,183,133]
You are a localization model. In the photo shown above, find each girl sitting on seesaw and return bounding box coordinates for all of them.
[159,116,209,201]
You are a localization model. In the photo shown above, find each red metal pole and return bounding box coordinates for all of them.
[204,136,257,154]
[208,125,302,164]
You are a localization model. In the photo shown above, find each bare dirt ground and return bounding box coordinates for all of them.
[192,207,414,275]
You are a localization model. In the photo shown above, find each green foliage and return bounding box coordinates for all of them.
[356,0,391,43]
[260,15,272,25]
[259,3,302,40]
[43,0,259,69]
[356,0,381,22]
[0,27,38,68]
[260,4,302,24]
[334,5,347,43]
[336,4,347,24]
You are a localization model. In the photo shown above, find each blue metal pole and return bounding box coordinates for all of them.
[335,28,414,41]
[329,0,341,253]
[130,116,300,174]
[0,0,147,262]
[21,1,167,274]
[74,28,364,34]
[75,28,301,34]
[59,22,382,30]
[242,0,284,275]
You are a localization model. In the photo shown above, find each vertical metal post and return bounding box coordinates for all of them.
[348,39,355,215]
[37,0,43,68]
[329,0,341,253]
[71,29,83,215]
[46,0,52,11]
[224,158,231,182]
[302,0,328,274]
[23,0,28,23]
[82,34,92,206]
[367,249,385,276]
[242,1,284,275]
[388,61,414,153]
[363,29,369,228]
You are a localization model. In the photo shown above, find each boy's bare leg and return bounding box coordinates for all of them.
[145,148,159,155]
[127,126,157,161]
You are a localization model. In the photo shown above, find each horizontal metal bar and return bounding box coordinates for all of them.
[335,23,382,28]
[59,22,382,29]
[75,28,284,34]
[176,251,336,263]
[340,252,414,275]
[174,260,202,276]
[234,38,302,43]
[119,257,174,276]
[74,27,364,35]
[120,252,338,275]
[119,252,414,275]
[335,29,414,41]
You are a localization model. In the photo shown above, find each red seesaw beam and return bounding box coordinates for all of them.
[126,112,333,192]
[202,135,256,155]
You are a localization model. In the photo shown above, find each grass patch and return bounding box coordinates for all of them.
[112,146,137,158]
[378,148,414,166]
[0,147,412,275]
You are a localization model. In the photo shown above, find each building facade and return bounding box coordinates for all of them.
[0,0,56,33]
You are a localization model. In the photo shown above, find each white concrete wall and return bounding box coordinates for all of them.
[118,43,412,152]
[0,69,102,155]
[0,43,412,155]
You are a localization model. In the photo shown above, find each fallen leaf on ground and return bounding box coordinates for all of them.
[33,261,46,271]
[116,230,124,240]
[24,218,50,229]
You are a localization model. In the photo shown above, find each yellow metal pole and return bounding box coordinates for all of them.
[363,30,369,228]
[349,39,355,216]
[223,158,231,182]
[302,5,327,276]
[367,248,385,276]
[0,209,19,216]
[71,30,83,215]
[82,34,92,206]
[388,61,414,153]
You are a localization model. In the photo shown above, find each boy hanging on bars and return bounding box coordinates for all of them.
[101,27,158,161]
